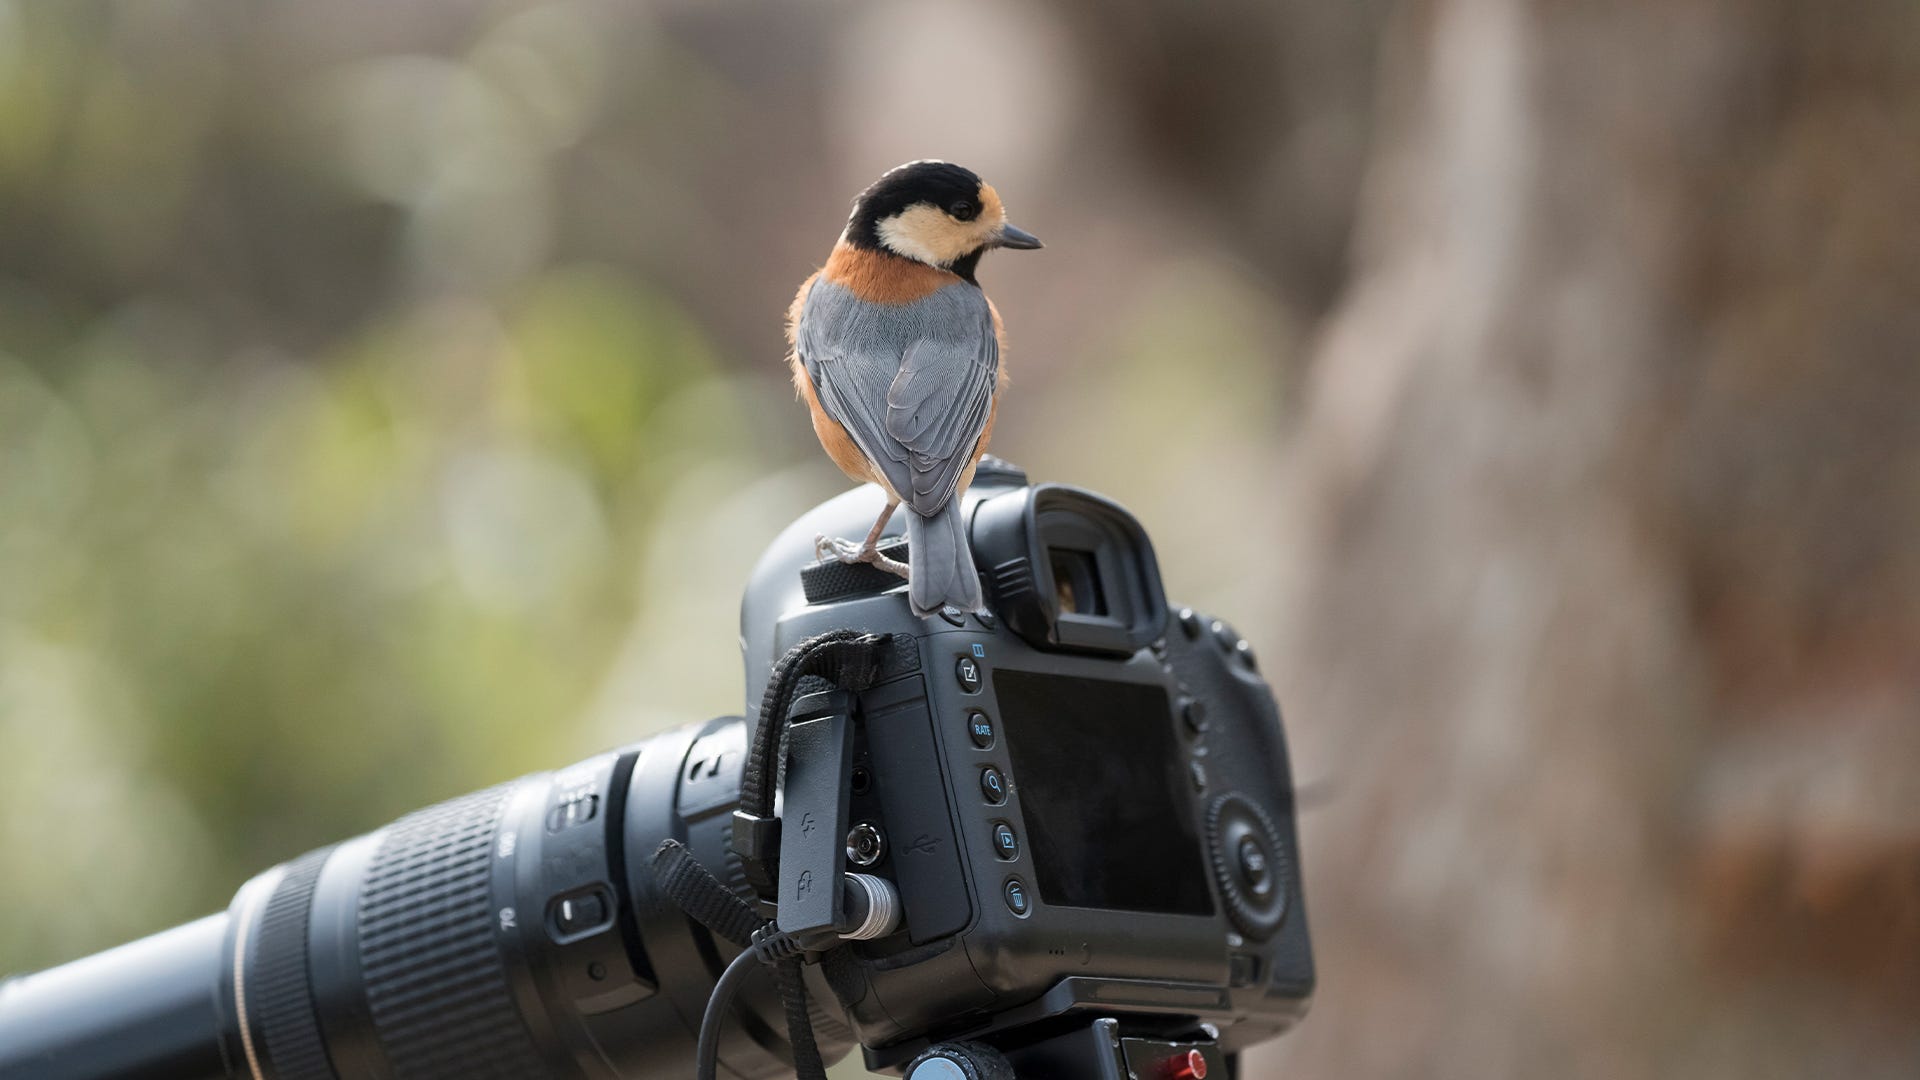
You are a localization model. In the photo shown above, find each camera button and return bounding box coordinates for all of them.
[991,822,1019,860]
[549,887,613,940]
[966,711,995,749]
[1228,952,1262,987]
[1238,835,1273,898]
[1181,697,1209,735]
[1210,618,1247,658]
[973,609,997,630]
[955,655,984,693]
[1003,877,1032,917]
[979,766,1007,805]
[546,793,599,832]
[938,606,967,627]
[1179,607,1204,639]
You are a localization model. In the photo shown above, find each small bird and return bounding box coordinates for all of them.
[787,161,1042,616]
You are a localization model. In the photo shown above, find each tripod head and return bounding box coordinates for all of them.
[908,1020,1220,1079]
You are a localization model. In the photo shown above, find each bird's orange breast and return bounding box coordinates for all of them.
[819,241,959,304]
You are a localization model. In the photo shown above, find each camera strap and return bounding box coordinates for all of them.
[649,839,827,1080]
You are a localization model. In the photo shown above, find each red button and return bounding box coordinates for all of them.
[1167,1049,1207,1080]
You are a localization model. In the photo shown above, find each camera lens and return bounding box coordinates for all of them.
[0,719,851,1080]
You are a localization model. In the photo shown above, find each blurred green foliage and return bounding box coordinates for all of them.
[0,0,819,970]
[0,260,754,961]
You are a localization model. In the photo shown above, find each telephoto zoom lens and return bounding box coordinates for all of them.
[0,716,852,1080]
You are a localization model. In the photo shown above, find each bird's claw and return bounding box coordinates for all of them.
[815,533,863,563]
[814,533,910,581]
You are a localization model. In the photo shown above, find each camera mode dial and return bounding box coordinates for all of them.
[1206,793,1290,942]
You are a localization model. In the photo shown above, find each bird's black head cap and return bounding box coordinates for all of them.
[844,161,985,251]
[838,160,1041,282]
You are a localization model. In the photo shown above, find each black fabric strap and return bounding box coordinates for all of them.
[652,841,829,1080]
[650,840,762,948]
[740,631,893,820]
[774,956,826,1080]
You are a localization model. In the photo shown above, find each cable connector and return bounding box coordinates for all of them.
[730,810,780,899]
[840,873,900,941]
[748,924,806,964]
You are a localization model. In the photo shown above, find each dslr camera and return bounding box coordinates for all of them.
[0,459,1313,1080]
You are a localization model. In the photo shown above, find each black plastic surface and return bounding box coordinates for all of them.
[778,690,857,941]
[860,675,974,945]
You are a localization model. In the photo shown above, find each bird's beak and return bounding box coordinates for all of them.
[994,223,1044,250]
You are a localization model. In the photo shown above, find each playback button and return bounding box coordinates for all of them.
[991,822,1019,860]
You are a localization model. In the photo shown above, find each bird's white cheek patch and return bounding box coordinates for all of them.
[877,209,946,265]
[879,205,993,267]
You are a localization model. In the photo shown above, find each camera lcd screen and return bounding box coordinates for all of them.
[995,670,1215,916]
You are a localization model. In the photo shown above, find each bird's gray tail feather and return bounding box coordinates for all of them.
[907,501,984,617]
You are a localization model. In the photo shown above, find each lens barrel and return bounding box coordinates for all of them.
[0,915,233,1079]
[0,716,844,1080]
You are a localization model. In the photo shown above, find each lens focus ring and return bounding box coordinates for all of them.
[248,847,337,1080]
[356,783,547,1079]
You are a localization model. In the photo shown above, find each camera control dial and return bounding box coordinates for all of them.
[1206,794,1290,942]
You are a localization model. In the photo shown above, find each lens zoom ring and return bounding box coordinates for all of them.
[252,846,337,1080]
[358,783,545,1079]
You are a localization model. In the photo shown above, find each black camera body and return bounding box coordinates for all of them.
[736,461,1314,1070]
[0,461,1312,1080]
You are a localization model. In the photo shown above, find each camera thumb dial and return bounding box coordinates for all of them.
[1207,794,1291,942]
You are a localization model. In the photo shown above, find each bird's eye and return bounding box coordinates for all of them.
[949,199,977,221]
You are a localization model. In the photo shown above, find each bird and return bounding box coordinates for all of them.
[786,160,1042,616]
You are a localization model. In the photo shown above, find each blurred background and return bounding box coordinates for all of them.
[2,0,1916,1076]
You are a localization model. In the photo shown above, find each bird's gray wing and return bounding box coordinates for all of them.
[797,280,998,516]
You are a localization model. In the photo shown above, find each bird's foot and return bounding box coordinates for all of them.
[814,533,911,580]
[814,533,864,563]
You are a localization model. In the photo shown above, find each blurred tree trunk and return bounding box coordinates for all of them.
[1245,0,1920,1076]
[1047,0,1391,319]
